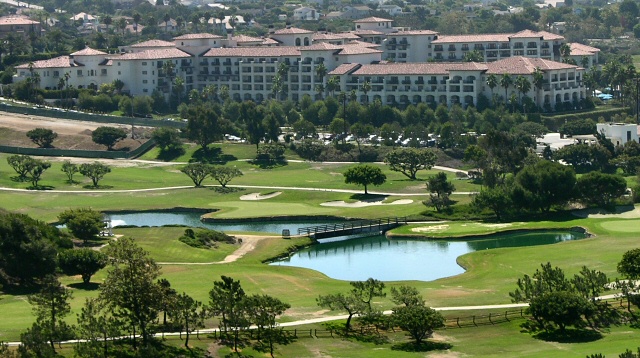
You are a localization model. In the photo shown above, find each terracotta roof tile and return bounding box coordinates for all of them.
[110,48,191,60]
[485,56,577,75]
[70,47,107,56]
[273,27,313,34]
[354,17,393,23]
[338,45,383,55]
[432,33,511,43]
[0,16,39,25]
[353,30,384,36]
[346,40,380,48]
[203,47,301,57]
[352,62,486,75]
[130,39,176,48]
[509,29,542,38]
[173,33,223,40]
[388,30,438,36]
[301,42,342,51]
[569,42,600,56]
[262,38,279,45]
[329,63,361,75]
[232,34,263,43]
[16,56,74,69]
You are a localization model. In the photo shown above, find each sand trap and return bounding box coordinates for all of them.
[479,223,513,229]
[320,199,413,207]
[239,191,282,201]
[412,224,450,233]
[573,206,640,219]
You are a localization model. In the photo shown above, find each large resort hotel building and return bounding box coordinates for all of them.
[15,17,595,110]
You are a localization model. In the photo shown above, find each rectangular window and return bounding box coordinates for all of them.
[142,62,147,66]
[77,70,82,76]
[143,80,148,84]
[143,88,148,93]
[142,71,147,75]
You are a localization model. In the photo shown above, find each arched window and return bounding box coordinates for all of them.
[295,38,301,46]
[304,37,309,46]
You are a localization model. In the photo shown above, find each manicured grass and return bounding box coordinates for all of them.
[389,220,580,238]
[138,142,302,162]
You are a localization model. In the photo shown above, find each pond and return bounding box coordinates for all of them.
[107,211,335,235]
[270,231,586,282]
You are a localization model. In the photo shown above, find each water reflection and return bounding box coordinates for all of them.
[271,232,585,282]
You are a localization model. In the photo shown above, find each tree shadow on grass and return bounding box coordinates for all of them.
[82,184,114,190]
[349,193,387,202]
[10,176,28,183]
[27,185,55,191]
[533,328,603,343]
[210,186,245,194]
[156,147,186,162]
[391,341,453,352]
[248,159,288,169]
[68,282,100,291]
[190,147,237,164]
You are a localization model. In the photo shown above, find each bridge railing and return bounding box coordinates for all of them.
[297,217,406,236]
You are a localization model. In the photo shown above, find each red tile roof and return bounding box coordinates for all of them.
[232,34,263,43]
[329,63,361,75]
[389,30,438,36]
[351,62,487,75]
[16,56,75,69]
[110,48,191,60]
[509,29,542,38]
[485,56,577,75]
[300,42,342,51]
[0,16,39,25]
[262,38,279,45]
[432,33,511,44]
[173,33,223,40]
[354,17,393,23]
[337,45,383,55]
[130,39,176,48]
[347,40,380,48]
[569,42,600,56]
[313,33,345,40]
[203,47,301,57]
[353,30,384,36]
[273,27,313,34]
[70,47,107,56]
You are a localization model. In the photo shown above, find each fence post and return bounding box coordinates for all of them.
[472,316,476,326]
[489,313,493,324]
[505,311,509,322]
[309,329,313,337]
[456,317,460,328]
[520,308,524,317]
[294,329,297,337]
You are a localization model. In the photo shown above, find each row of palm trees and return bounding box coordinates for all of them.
[485,69,544,109]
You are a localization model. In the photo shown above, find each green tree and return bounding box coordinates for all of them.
[208,275,246,350]
[350,278,386,310]
[576,171,627,209]
[74,298,121,358]
[209,166,243,188]
[618,249,640,280]
[181,163,211,187]
[26,128,57,148]
[170,292,205,348]
[79,162,111,187]
[426,172,455,212]
[500,73,513,104]
[61,160,79,183]
[100,237,162,349]
[463,49,484,62]
[91,126,127,150]
[7,154,34,181]
[486,74,498,105]
[472,185,513,221]
[316,292,366,331]
[245,294,291,358]
[26,158,51,188]
[185,103,223,152]
[343,165,387,194]
[514,160,576,213]
[529,291,590,333]
[391,305,444,345]
[152,127,183,153]
[390,285,424,307]
[58,249,107,284]
[27,275,73,352]
[384,148,437,180]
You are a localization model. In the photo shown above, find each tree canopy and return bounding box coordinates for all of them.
[343,165,386,194]
[384,148,437,180]
[91,126,127,150]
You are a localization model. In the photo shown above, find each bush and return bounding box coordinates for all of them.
[178,228,235,249]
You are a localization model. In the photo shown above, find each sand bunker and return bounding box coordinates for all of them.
[320,199,413,207]
[412,224,450,233]
[239,192,282,201]
[573,206,640,219]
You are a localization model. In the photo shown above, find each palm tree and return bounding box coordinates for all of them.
[191,13,200,32]
[162,60,176,95]
[532,67,544,106]
[315,84,325,99]
[203,12,212,31]
[500,73,512,104]
[117,18,127,36]
[315,62,327,83]
[362,80,371,105]
[103,15,112,32]
[277,61,289,80]
[164,13,170,33]
[272,74,282,100]
[133,12,141,36]
[176,16,184,31]
[514,76,531,112]
[486,74,498,106]
[327,76,340,97]
[559,43,571,63]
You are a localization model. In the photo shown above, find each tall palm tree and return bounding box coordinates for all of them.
[191,13,200,32]
[514,76,531,112]
[532,67,544,106]
[164,13,170,33]
[559,43,571,63]
[315,84,325,99]
[203,12,212,31]
[103,15,112,32]
[315,62,327,83]
[277,61,289,80]
[162,60,176,95]
[133,12,141,36]
[117,18,127,36]
[327,76,339,97]
[362,80,371,105]
[500,73,512,104]
[486,73,498,106]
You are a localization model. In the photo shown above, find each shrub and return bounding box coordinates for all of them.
[178,228,235,249]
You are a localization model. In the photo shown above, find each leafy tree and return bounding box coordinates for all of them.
[91,126,127,150]
[18,322,56,358]
[391,305,444,345]
[559,118,596,137]
[74,298,121,358]
[384,148,437,180]
[151,127,183,152]
[7,154,34,181]
[463,49,483,62]
[185,103,223,152]
[26,158,51,188]
[426,172,455,212]
[61,160,79,183]
[514,160,576,213]
[58,208,104,245]
[618,247,640,304]
[476,130,535,187]
[343,165,386,194]
[100,237,162,349]
[390,285,424,307]
[170,292,205,348]
[76,162,110,188]
[245,294,291,358]
[181,163,211,187]
[208,275,247,351]
[209,166,243,188]
[554,144,613,173]
[241,101,264,150]
[26,128,57,148]
[27,276,74,352]
[58,249,107,284]
[292,118,316,139]
[510,262,572,303]
[529,291,590,333]
[473,184,513,221]
[0,212,60,285]
[576,171,627,209]
[500,73,513,103]
[351,278,386,310]
[158,278,177,330]
[316,292,366,331]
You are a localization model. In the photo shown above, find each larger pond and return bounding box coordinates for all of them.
[107,211,334,235]
[270,231,586,282]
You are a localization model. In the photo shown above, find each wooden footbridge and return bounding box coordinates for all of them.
[296,217,407,240]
